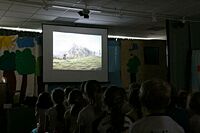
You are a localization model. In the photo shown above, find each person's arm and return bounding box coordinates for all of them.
[64,111,70,133]
[77,112,85,133]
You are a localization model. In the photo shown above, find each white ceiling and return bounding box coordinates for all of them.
[1,0,200,39]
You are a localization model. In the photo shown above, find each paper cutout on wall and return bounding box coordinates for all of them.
[0,50,16,103]
[0,50,16,71]
[129,43,139,51]
[0,35,17,50]
[3,70,16,103]
[16,48,36,74]
[127,56,141,73]
[17,37,35,48]
[127,55,141,83]
[0,35,42,98]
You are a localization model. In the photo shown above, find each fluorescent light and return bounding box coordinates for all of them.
[0,26,165,40]
[52,5,101,13]
[108,35,166,40]
[90,10,101,13]
[52,5,82,11]
[0,26,42,33]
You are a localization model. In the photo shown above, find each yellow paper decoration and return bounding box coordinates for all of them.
[0,35,18,50]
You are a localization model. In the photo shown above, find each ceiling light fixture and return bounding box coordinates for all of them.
[108,35,166,40]
[52,5,101,13]
[52,5,82,11]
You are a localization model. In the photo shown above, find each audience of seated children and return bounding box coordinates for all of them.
[95,86,133,133]
[48,88,66,133]
[31,79,197,133]
[188,91,200,133]
[64,89,85,133]
[127,83,143,121]
[131,79,185,133]
[32,92,53,133]
[77,80,104,133]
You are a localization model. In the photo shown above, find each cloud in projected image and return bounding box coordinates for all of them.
[53,31,102,57]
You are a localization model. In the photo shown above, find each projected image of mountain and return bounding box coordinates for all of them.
[53,44,102,70]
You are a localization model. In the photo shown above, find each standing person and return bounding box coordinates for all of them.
[32,92,53,133]
[48,88,65,133]
[77,80,104,133]
[131,79,184,133]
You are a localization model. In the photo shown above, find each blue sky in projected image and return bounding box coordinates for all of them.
[53,31,102,56]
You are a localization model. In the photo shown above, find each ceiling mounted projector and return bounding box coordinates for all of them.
[78,9,90,19]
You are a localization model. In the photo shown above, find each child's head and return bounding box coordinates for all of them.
[68,89,83,105]
[84,80,101,103]
[80,81,87,93]
[64,86,74,99]
[36,92,53,109]
[52,88,64,105]
[139,79,171,113]
[189,91,200,115]
[177,90,189,109]
[103,86,126,112]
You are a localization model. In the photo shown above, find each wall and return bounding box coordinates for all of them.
[0,29,167,98]
[120,39,167,89]
[0,31,42,104]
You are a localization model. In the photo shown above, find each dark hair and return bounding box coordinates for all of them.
[103,86,126,132]
[140,79,171,111]
[67,89,83,105]
[80,81,87,93]
[64,86,73,99]
[128,83,142,118]
[189,92,200,114]
[52,89,65,122]
[128,83,141,107]
[103,86,126,109]
[36,92,53,109]
[177,90,189,109]
[84,80,101,102]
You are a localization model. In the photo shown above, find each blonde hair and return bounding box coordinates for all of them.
[140,79,171,112]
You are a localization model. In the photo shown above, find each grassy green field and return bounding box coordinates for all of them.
[53,56,102,70]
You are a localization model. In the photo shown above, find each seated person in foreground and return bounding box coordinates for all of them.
[188,91,200,133]
[64,89,85,133]
[77,80,104,133]
[48,88,66,133]
[95,86,133,133]
[127,83,143,121]
[131,79,184,133]
[32,92,53,133]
